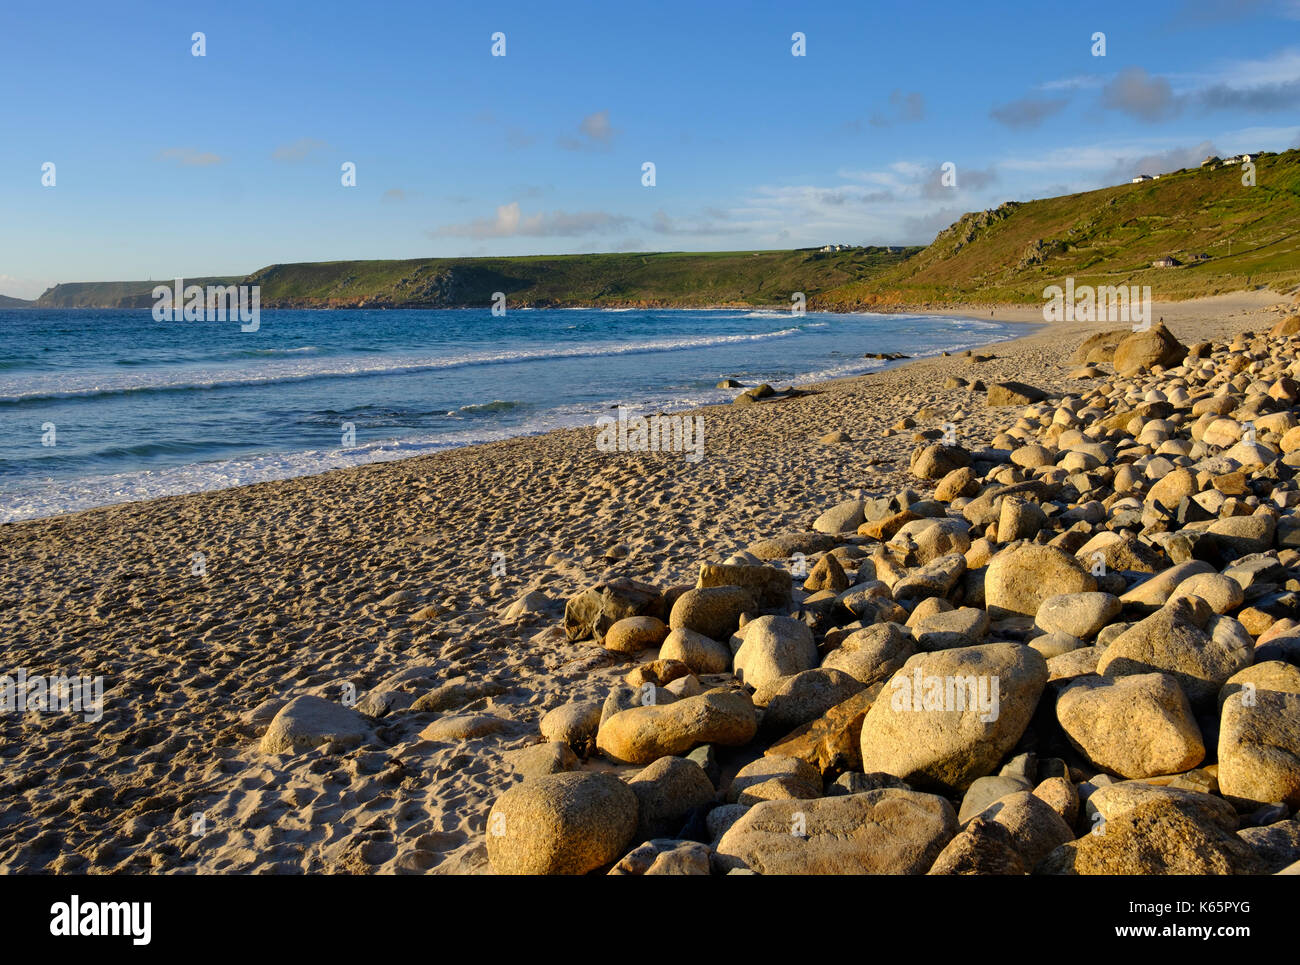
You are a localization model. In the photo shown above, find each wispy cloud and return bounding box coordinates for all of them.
[1201,78,1300,111]
[868,89,925,128]
[997,125,1299,183]
[998,139,1188,173]
[506,128,536,149]
[1106,139,1221,181]
[157,147,224,167]
[558,110,618,151]
[1101,67,1181,121]
[431,201,632,238]
[903,207,968,241]
[922,164,997,198]
[1176,0,1271,22]
[1038,74,1104,92]
[835,160,999,201]
[509,184,550,200]
[271,137,330,162]
[1200,46,1300,87]
[729,157,1010,248]
[580,110,615,142]
[837,162,924,190]
[1096,49,1300,119]
[651,209,745,235]
[989,96,1070,129]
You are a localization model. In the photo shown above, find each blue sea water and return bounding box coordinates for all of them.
[0,307,1025,521]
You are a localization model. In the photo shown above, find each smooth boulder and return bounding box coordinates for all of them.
[858,643,1049,794]
[668,585,755,640]
[1113,324,1187,376]
[1097,598,1253,706]
[715,789,957,874]
[733,615,819,690]
[1056,673,1205,778]
[485,771,639,875]
[260,695,370,755]
[597,689,758,765]
[985,544,1097,619]
[1218,689,1300,809]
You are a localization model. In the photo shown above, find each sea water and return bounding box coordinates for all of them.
[0,307,1025,521]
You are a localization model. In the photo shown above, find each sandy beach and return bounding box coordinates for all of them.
[0,288,1292,875]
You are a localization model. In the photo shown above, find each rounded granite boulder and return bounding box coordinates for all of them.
[485,771,638,875]
[596,689,758,765]
[603,615,670,655]
[985,544,1097,619]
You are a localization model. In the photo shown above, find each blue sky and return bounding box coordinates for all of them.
[2,0,1299,299]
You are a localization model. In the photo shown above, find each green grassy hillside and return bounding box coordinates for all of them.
[241,247,918,309]
[32,250,915,310]
[32,148,1300,312]
[812,149,1300,309]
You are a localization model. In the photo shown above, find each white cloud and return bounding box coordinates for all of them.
[1205,46,1300,87]
[997,125,1299,183]
[730,160,1011,247]
[998,139,1185,172]
[432,201,633,239]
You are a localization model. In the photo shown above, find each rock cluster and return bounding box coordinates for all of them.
[486,323,1300,874]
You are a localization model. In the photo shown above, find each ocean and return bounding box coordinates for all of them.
[0,307,1024,522]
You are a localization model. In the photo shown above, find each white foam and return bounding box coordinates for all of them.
[0,328,806,402]
[0,312,1031,522]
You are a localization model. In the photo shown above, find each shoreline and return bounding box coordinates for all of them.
[2,308,1033,527]
[4,289,1286,527]
[0,288,1289,874]
[14,285,1292,317]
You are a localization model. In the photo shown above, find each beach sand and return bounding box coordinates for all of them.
[0,289,1289,874]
